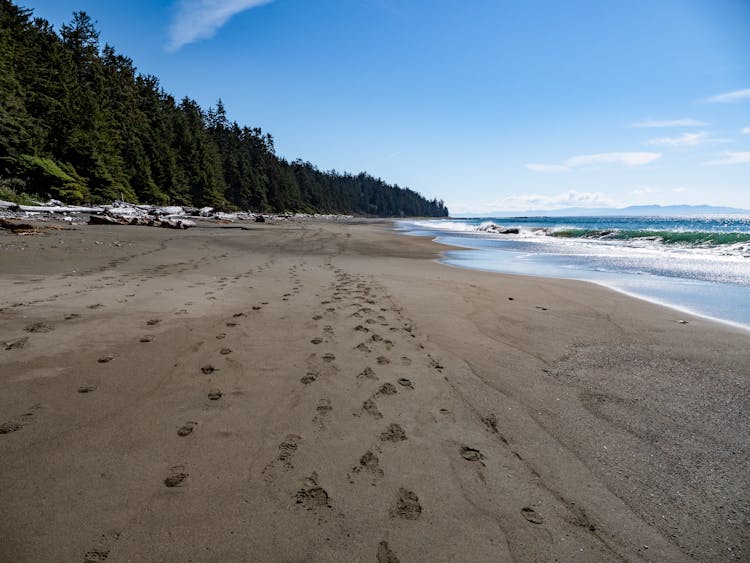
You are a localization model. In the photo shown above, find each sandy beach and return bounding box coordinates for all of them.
[0,219,747,562]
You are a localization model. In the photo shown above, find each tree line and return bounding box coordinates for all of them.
[0,1,448,217]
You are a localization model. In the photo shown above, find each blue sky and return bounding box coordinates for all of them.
[20,0,750,213]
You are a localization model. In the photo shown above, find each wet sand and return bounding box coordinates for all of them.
[0,219,748,562]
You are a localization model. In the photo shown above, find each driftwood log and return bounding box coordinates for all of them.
[88,214,195,229]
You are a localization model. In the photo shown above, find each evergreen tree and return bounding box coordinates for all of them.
[0,1,449,216]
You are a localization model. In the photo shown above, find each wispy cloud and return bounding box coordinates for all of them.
[497,190,620,211]
[167,0,274,52]
[672,187,687,193]
[647,132,727,147]
[448,190,622,214]
[742,127,750,134]
[632,118,707,128]
[564,152,661,168]
[527,152,661,172]
[704,88,750,104]
[704,152,750,166]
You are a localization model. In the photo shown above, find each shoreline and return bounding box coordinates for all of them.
[434,247,750,334]
[1,219,748,561]
[395,220,750,332]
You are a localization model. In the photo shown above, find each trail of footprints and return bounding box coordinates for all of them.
[2,255,545,561]
[262,266,466,559]
[266,265,554,558]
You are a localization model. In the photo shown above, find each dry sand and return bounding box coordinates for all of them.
[0,219,748,562]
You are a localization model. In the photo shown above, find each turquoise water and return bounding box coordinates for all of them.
[397,216,750,330]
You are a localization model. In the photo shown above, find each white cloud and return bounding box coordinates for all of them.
[705,88,750,104]
[167,0,274,52]
[672,187,687,193]
[526,152,661,172]
[704,152,750,166]
[631,186,657,196]
[632,118,707,128]
[647,132,715,147]
[742,127,750,134]
[564,152,661,168]
[496,190,620,211]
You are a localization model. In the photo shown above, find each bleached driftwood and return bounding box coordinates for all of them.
[88,214,194,229]
[0,201,103,213]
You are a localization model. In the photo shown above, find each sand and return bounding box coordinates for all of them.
[0,219,748,562]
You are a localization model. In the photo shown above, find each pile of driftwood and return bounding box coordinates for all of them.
[0,197,353,232]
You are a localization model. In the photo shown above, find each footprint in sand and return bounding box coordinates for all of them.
[392,488,422,520]
[358,367,377,380]
[296,473,331,511]
[380,423,407,442]
[83,549,110,562]
[64,313,80,320]
[97,355,114,364]
[201,365,216,374]
[164,466,188,487]
[277,434,302,469]
[521,506,544,525]
[24,322,55,333]
[377,541,400,563]
[177,421,198,436]
[0,421,23,434]
[314,399,333,427]
[350,450,384,482]
[377,383,397,396]
[301,371,318,384]
[460,446,485,463]
[139,335,154,343]
[220,348,232,355]
[362,399,383,418]
[396,378,414,389]
[377,356,390,365]
[311,337,323,345]
[146,319,161,326]
[216,333,226,340]
[400,357,412,366]
[312,315,323,321]
[4,336,29,351]
[481,413,499,433]
[322,353,336,362]
[356,343,371,353]
[77,385,97,394]
[207,389,222,400]
[428,355,444,370]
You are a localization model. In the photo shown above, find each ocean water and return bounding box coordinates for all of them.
[396,216,750,330]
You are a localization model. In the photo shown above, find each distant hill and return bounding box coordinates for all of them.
[0,2,448,217]
[458,204,750,218]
